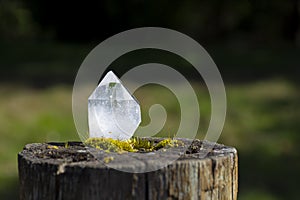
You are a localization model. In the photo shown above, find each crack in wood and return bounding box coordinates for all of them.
[18,140,238,200]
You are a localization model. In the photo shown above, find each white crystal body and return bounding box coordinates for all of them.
[88,71,141,140]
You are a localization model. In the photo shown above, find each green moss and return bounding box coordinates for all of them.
[47,145,59,150]
[131,137,154,152]
[64,142,69,148]
[85,138,135,153]
[103,156,114,163]
[153,138,183,150]
[84,137,183,153]
[109,82,117,88]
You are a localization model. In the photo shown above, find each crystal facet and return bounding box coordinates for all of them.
[88,71,141,140]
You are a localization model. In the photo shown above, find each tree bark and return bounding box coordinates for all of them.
[18,139,238,200]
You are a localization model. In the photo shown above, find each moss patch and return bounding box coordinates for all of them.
[84,137,183,153]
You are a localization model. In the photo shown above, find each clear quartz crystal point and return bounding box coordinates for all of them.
[88,71,141,140]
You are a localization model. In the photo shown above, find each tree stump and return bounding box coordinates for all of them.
[18,138,238,200]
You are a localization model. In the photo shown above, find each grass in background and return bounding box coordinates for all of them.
[0,79,299,199]
[0,85,78,199]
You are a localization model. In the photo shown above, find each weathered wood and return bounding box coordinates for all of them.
[18,139,238,200]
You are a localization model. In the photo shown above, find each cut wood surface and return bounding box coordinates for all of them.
[18,138,238,200]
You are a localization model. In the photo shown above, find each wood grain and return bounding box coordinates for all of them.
[18,139,238,200]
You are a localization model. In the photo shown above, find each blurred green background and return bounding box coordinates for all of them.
[0,0,299,199]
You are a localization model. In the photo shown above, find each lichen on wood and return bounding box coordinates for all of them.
[84,137,183,153]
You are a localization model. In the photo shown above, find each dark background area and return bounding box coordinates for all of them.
[1,0,299,85]
[0,0,299,199]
